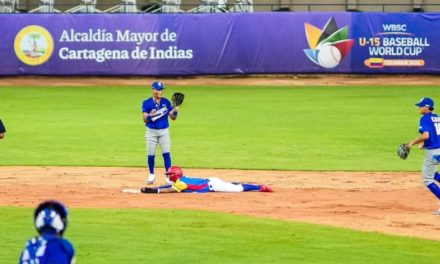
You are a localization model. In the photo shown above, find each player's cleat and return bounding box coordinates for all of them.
[434,209,440,215]
[259,185,273,192]
[147,174,156,185]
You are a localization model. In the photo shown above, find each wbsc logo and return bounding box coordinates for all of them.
[14,25,54,66]
[303,17,354,69]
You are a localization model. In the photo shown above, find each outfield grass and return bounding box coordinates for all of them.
[2,207,439,264]
[0,85,438,171]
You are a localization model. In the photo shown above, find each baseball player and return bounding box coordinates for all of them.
[142,81,180,185]
[0,118,6,139]
[406,97,440,215]
[140,165,273,193]
[19,200,75,264]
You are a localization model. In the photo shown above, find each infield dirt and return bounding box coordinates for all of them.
[0,167,439,241]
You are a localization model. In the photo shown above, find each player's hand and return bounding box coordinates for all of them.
[149,109,157,116]
[418,143,425,149]
[173,106,180,113]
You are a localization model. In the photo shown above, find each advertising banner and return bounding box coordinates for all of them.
[0,12,439,75]
[351,13,440,73]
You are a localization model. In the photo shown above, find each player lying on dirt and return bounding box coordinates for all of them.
[140,166,273,194]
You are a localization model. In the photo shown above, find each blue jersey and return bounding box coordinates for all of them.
[19,234,75,264]
[172,176,211,193]
[142,97,173,129]
[419,112,440,149]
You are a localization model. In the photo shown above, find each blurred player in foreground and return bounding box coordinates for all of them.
[0,118,6,139]
[19,200,75,264]
[406,97,440,215]
[140,165,273,194]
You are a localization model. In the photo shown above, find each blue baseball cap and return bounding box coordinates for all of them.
[415,97,434,108]
[152,81,165,90]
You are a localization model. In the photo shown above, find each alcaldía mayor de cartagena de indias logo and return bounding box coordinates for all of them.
[14,25,54,66]
[303,17,354,69]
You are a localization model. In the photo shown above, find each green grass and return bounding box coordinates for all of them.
[2,85,440,263]
[2,206,439,264]
[0,85,437,171]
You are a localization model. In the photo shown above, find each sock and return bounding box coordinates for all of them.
[242,184,261,192]
[435,172,440,183]
[427,182,440,199]
[148,155,155,174]
[162,152,171,172]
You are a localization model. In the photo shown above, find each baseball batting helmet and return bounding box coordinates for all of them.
[165,166,183,182]
[34,200,68,236]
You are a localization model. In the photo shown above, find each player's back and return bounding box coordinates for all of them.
[420,112,440,149]
[19,234,75,264]
[180,176,210,192]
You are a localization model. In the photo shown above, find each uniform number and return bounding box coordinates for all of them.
[435,123,440,135]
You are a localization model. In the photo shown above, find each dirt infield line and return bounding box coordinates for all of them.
[1,166,439,241]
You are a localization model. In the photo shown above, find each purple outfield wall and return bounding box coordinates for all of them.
[0,12,439,75]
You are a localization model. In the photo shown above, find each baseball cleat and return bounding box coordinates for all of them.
[434,209,440,215]
[147,174,155,185]
[259,185,273,192]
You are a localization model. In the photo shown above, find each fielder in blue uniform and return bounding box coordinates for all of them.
[406,97,440,215]
[142,81,180,184]
[19,200,75,264]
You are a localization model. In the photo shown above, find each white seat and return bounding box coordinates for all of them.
[0,0,18,13]
[188,0,229,13]
[65,0,102,13]
[104,0,139,13]
[229,0,253,12]
[145,0,184,13]
[29,0,61,13]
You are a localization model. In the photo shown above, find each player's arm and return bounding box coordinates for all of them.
[142,112,149,123]
[168,100,179,120]
[169,107,179,120]
[140,186,178,194]
[143,109,158,124]
[408,131,429,148]
[141,180,187,194]
[159,188,178,193]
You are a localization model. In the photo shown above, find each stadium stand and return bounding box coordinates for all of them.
[1,0,440,13]
[0,0,17,12]
[29,0,61,13]
[65,0,102,12]
[104,0,139,12]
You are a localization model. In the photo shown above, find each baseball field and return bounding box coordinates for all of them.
[1,75,440,263]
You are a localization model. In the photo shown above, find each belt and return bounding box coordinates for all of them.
[207,180,213,191]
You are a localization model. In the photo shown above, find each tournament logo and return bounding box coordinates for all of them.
[303,17,354,69]
[14,25,54,66]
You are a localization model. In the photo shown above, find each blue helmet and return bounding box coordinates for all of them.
[152,81,165,91]
[34,200,68,236]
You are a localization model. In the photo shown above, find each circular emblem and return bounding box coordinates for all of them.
[14,25,54,66]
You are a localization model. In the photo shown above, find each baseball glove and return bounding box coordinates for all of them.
[171,92,185,106]
[141,187,159,194]
[397,143,410,160]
